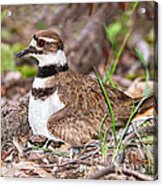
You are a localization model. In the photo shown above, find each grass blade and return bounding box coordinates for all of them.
[111,28,132,75]
[113,96,148,160]
[94,67,117,144]
[98,113,108,155]
[135,47,151,97]
[110,1,139,76]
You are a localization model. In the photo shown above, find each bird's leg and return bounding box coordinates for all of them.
[68,146,83,159]
[23,135,49,153]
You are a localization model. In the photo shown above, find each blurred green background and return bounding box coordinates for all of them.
[1,2,156,84]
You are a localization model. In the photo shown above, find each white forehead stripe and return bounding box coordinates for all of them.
[29,37,58,50]
[39,37,58,43]
[29,39,40,50]
[30,38,37,46]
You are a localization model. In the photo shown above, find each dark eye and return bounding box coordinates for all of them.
[37,39,46,47]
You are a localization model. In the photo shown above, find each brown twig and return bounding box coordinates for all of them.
[88,164,154,180]
[38,149,98,169]
[88,165,115,179]
[122,124,155,145]
[58,149,99,167]
[122,166,155,181]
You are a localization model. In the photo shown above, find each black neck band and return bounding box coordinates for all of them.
[37,63,68,78]
[32,87,56,100]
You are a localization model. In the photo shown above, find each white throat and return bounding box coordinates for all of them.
[29,38,67,67]
[37,49,67,67]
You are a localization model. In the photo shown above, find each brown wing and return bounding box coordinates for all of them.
[47,106,98,147]
[47,70,145,146]
[90,79,134,123]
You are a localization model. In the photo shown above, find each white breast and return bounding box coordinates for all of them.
[28,90,65,140]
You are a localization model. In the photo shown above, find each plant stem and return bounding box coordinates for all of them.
[94,67,117,144]
[113,96,148,161]
[98,113,108,155]
[110,1,139,75]
[111,28,132,75]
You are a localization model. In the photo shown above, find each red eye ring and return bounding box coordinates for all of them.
[37,39,46,48]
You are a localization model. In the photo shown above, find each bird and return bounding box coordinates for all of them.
[15,29,154,147]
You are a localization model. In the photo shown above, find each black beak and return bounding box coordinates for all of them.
[15,48,30,58]
[15,46,42,58]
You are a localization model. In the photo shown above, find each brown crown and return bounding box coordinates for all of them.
[34,29,64,50]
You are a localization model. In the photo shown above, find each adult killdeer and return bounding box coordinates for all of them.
[16,29,154,147]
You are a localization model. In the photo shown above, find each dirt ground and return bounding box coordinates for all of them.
[1,2,158,179]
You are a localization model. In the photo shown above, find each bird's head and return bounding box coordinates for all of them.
[16,29,67,67]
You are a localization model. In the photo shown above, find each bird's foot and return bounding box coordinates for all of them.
[23,135,63,153]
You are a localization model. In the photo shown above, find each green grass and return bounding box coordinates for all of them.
[105,22,122,50]
[95,67,150,160]
[112,96,149,161]
[96,1,154,165]
[102,66,116,87]
[135,47,151,97]
[1,42,37,77]
[110,29,132,76]
[95,43,152,160]
[95,67,117,147]
[110,1,139,76]
[1,43,16,72]
[30,145,67,157]
[104,1,139,85]
[98,113,109,157]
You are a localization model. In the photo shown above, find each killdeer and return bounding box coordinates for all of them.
[16,29,154,147]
